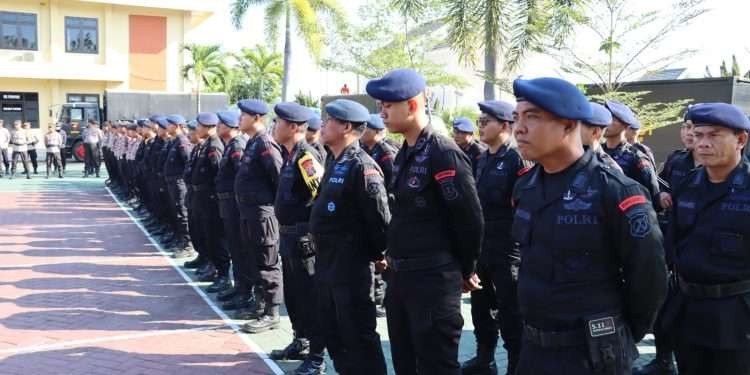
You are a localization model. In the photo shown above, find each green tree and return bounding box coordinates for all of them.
[704,55,750,78]
[230,0,346,102]
[294,90,319,107]
[237,45,284,103]
[182,44,228,113]
[392,0,584,100]
[588,90,691,133]
[321,1,466,89]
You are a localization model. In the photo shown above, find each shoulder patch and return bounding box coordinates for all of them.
[434,169,456,181]
[364,168,381,177]
[618,195,648,212]
[517,166,531,176]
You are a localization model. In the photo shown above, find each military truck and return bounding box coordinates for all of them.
[51,90,229,161]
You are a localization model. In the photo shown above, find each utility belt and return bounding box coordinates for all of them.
[236,193,271,205]
[385,252,455,272]
[280,222,309,235]
[216,192,234,200]
[525,315,630,373]
[164,175,183,183]
[282,223,315,275]
[679,276,750,299]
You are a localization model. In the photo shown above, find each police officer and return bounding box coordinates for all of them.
[626,121,656,168]
[634,111,699,375]
[213,110,246,299]
[125,123,142,201]
[44,124,64,179]
[184,119,210,274]
[462,100,525,375]
[270,102,326,374]
[510,77,667,374]
[602,100,660,202]
[366,68,484,374]
[192,113,231,290]
[0,120,9,176]
[361,114,398,186]
[57,124,67,173]
[453,116,486,175]
[662,103,750,375]
[306,115,327,160]
[309,99,389,374]
[233,99,284,334]
[82,119,103,177]
[582,102,622,172]
[10,120,31,179]
[163,115,194,256]
[23,122,39,174]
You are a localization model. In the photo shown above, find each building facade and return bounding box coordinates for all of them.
[0,0,213,131]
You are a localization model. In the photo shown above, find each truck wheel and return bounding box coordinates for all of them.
[73,141,86,162]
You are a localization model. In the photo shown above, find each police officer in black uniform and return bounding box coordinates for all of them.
[154,117,178,248]
[192,113,230,290]
[453,117,487,175]
[581,102,622,172]
[213,110,247,301]
[626,121,657,168]
[306,115,327,160]
[184,119,206,264]
[634,111,699,375]
[462,100,525,375]
[662,103,750,375]
[234,100,284,333]
[270,102,327,375]
[366,68,484,374]
[163,115,194,256]
[602,100,660,203]
[309,98,389,375]
[510,76,667,375]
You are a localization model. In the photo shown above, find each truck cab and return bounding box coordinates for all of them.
[50,102,101,162]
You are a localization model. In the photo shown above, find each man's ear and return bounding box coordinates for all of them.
[738,130,749,150]
[407,99,418,115]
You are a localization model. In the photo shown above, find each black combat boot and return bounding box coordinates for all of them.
[461,346,498,375]
[241,304,280,334]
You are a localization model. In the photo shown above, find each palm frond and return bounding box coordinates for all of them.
[291,0,324,60]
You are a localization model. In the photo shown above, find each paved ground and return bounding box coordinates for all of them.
[0,161,656,374]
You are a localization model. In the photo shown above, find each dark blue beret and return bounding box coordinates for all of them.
[366,68,427,102]
[186,120,198,130]
[453,117,474,133]
[307,116,322,131]
[688,102,750,131]
[217,111,240,128]
[237,99,269,115]
[584,102,613,127]
[126,123,137,131]
[166,114,186,125]
[137,118,150,127]
[513,77,592,121]
[274,102,314,123]
[325,99,370,123]
[366,114,385,130]
[478,100,514,122]
[153,116,169,129]
[604,100,640,129]
[149,115,162,123]
[197,112,219,126]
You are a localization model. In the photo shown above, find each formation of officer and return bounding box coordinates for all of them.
[101,67,749,375]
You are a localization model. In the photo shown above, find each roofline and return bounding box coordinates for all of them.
[584,76,750,88]
[75,0,215,13]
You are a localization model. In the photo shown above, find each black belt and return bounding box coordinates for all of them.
[679,276,750,299]
[386,253,455,272]
[280,222,309,235]
[191,184,213,192]
[216,192,234,200]
[165,176,182,182]
[523,323,585,348]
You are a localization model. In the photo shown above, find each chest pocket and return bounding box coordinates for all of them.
[551,199,607,283]
[511,207,532,246]
[711,231,746,261]
[279,165,299,203]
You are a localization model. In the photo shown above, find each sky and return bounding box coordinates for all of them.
[191,0,750,100]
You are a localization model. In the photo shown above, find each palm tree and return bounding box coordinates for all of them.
[392,0,581,100]
[182,44,228,113]
[238,45,284,102]
[230,0,346,101]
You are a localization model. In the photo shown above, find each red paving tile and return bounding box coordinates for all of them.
[0,189,279,374]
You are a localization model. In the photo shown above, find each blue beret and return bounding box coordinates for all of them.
[604,100,640,129]
[478,100,514,122]
[307,116,322,131]
[137,118,150,127]
[126,123,137,130]
[166,114,186,125]
[325,99,370,123]
[275,102,314,123]
[366,114,385,130]
[513,77,592,121]
[366,68,427,102]
[584,102,613,127]
[153,116,169,129]
[688,102,750,131]
[217,111,240,128]
[149,115,162,123]
[237,99,269,115]
[453,117,475,133]
[186,120,198,130]
[197,112,219,126]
